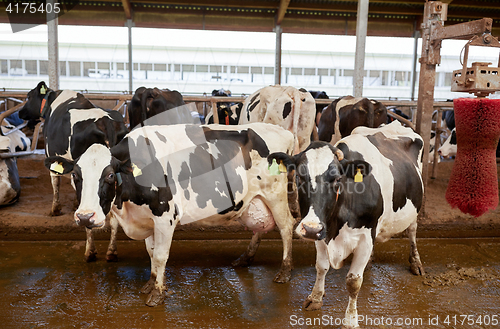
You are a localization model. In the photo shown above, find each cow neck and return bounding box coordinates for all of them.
[40,90,55,119]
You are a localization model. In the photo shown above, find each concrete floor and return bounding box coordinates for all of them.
[0,238,499,328]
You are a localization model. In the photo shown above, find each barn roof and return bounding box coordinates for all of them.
[1,0,500,37]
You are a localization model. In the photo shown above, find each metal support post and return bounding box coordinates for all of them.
[353,0,369,97]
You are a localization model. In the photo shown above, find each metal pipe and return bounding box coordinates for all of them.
[127,19,133,93]
[353,0,369,97]
[275,24,282,85]
[47,0,59,90]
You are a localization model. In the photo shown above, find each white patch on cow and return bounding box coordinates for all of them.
[1,120,31,152]
[327,222,372,270]
[336,122,423,242]
[0,159,15,204]
[438,128,457,157]
[151,184,158,191]
[76,144,113,225]
[296,205,323,239]
[305,146,335,190]
[49,90,78,115]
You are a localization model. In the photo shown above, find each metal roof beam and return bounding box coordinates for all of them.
[122,0,133,19]
[276,0,290,25]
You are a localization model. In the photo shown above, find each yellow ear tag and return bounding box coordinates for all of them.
[132,163,142,177]
[50,162,64,174]
[279,161,287,173]
[268,158,280,176]
[40,85,46,95]
[354,168,363,183]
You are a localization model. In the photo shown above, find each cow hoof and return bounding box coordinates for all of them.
[140,278,156,294]
[231,255,254,267]
[85,252,97,262]
[273,269,291,283]
[410,262,425,276]
[49,208,63,216]
[145,288,165,307]
[106,252,118,262]
[303,296,323,311]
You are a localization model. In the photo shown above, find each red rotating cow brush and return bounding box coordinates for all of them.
[445,97,500,217]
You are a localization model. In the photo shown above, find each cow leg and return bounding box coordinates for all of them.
[85,228,97,262]
[105,214,119,262]
[343,237,373,329]
[140,235,156,295]
[49,172,62,216]
[145,218,176,307]
[274,220,294,283]
[303,240,329,311]
[232,232,262,267]
[407,220,425,275]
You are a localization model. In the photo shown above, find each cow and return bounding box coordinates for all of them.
[308,90,329,126]
[238,85,316,155]
[18,81,128,262]
[0,119,31,206]
[318,96,388,146]
[205,89,243,125]
[128,87,187,129]
[44,122,297,307]
[438,128,457,157]
[268,121,425,328]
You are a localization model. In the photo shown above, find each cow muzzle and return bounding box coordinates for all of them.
[75,211,98,229]
[297,221,326,241]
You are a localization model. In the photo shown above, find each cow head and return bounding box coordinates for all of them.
[268,142,371,241]
[44,144,131,228]
[19,81,55,121]
[438,128,457,157]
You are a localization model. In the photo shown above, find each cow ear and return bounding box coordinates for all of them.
[340,160,372,180]
[44,156,74,175]
[110,139,132,173]
[268,152,297,172]
[37,81,48,95]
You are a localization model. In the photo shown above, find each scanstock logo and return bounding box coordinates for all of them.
[128,104,248,225]
[4,0,78,33]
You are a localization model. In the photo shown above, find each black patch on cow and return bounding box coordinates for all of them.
[366,134,423,213]
[283,102,292,119]
[14,138,27,152]
[155,131,167,143]
[1,158,21,205]
[170,219,173,226]
[257,175,261,180]
[234,200,244,212]
[247,93,260,121]
[450,129,457,145]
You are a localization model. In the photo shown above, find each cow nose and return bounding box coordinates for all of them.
[438,150,442,155]
[301,222,325,240]
[76,212,95,227]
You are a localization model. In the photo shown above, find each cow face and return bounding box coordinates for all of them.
[438,128,457,157]
[19,81,50,121]
[45,144,127,228]
[269,142,371,241]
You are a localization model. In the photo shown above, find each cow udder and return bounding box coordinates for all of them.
[238,196,275,233]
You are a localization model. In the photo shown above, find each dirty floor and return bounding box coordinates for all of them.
[0,238,499,328]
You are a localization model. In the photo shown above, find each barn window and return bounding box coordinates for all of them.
[230,66,236,73]
[444,72,453,87]
[68,62,80,77]
[154,63,167,71]
[197,65,208,72]
[40,60,48,75]
[210,65,222,73]
[141,63,152,71]
[343,69,354,77]
[10,60,22,70]
[304,68,315,76]
[0,60,7,74]
[251,66,262,74]
[25,60,37,75]
[264,67,274,74]
[83,62,95,77]
[318,68,328,76]
[237,66,249,74]
[117,63,124,70]
[59,61,66,76]
[291,68,302,75]
[183,64,194,72]
[174,64,181,72]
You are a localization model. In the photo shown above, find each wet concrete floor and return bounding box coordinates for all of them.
[0,238,499,328]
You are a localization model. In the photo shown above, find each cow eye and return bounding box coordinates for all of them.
[71,173,77,179]
[107,173,115,180]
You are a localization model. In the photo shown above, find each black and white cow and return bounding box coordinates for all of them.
[269,121,425,328]
[0,119,31,206]
[438,127,500,158]
[18,81,128,262]
[205,89,243,125]
[128,87,187,129]
[45,123,296,306]
[318,96,388,146]
[239,85,316,154]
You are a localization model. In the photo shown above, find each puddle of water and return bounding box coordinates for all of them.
[0,238,499,328]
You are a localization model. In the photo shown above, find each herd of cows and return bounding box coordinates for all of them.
[0,81,458,327]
